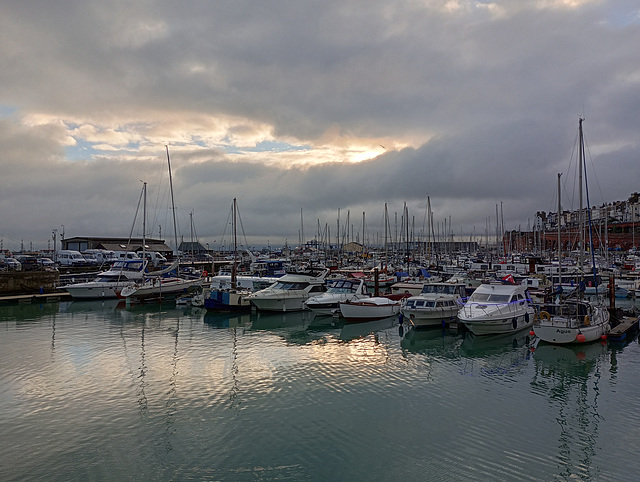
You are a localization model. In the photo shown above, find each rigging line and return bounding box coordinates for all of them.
[582,130,605,206]
[218,203,234,250]
[234,201,251,251]
[148,152,168,239]
[582,126,599,286]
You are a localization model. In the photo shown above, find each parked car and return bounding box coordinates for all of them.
[1,257,22,271]
[13,255,39,271]
[37,257,57,269]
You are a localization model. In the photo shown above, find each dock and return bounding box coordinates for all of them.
[0,292,72,305]
[608,316,640,342]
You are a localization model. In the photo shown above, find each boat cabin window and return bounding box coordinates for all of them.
[328,280,359,293]
[272,282,308,290]
[421,284,458,295]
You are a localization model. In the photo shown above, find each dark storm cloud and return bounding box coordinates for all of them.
[1,1,639,249]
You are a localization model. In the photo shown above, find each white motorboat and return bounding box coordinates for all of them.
[458,281,535,335]
[339,295,405,323]
[401,282,467,328]
[305,278,371,316]
[245,268,329,312]
[63,259,148,299]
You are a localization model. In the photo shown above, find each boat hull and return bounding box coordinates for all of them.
[340,298,400,323]
[458,307,535,335]
[402,308,459,328]
[120,278,202,301]
[249,295,309,312]
[533,309,610,344]
[64,282,131,299]
[204,289,251,311]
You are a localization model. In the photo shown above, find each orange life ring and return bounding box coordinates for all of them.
[539,311,551,321]
[584,315,591,326]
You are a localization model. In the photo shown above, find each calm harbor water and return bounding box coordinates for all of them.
[1,298,640,481]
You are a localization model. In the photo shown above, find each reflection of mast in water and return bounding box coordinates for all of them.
[164,316,180,453]
[118,314,149,416]
[51,314,56,353]
[531,343,607,478]
[138,322,148,414]
[229,327,239,409]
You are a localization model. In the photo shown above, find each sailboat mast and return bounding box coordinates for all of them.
[166,145,179,260]
[232,198,237,289]
[578,118,584,274]
[142,181,147,262]
[557,172,562,270]
[384,203,389,271]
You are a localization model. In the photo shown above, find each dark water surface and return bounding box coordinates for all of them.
[1,299,640,481]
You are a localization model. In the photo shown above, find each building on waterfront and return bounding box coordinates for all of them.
[61,236,173,258]
[508,193,640,252]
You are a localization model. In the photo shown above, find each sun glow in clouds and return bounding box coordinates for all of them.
[15,109,406,167]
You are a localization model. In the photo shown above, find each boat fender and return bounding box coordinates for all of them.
[584,315,590,326]
[512,317,518,330]
[525,312,530,323]
[539,311,551,321]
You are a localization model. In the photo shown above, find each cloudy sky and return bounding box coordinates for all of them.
[1,0,639,253]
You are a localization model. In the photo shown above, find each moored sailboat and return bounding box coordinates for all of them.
[533,118,610,344]
[121,146,205,303]
[204,198,258,311]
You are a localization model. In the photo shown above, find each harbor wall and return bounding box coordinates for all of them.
[0,271,60,295]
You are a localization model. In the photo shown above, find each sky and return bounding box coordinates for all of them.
[1,0,639,253]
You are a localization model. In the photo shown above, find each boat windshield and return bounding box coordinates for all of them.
[327,280,359,293]
[468,292,511,303]
[271,282,309,290]
[112,260,144,271]
[421,285,458,295]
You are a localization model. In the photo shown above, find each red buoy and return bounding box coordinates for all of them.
[576,333,586,343]
[600,334,607,340]
[529,330,535,336]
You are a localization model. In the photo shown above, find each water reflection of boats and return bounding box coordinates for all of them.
[249,310,313,331]
[460,329,533,357]
[0,302,61,323]
[203,311,252,328]
[530,338,608,478]
[532,341,607,368]
[307,314,344,331]
[339,316,396,341]
[58,298,122,313]
[400,326,461,355]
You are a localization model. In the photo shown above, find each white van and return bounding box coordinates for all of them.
[57,250,87,266]
[83,249,117,264]
[142,251,167,267]
[114,251,141,261]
